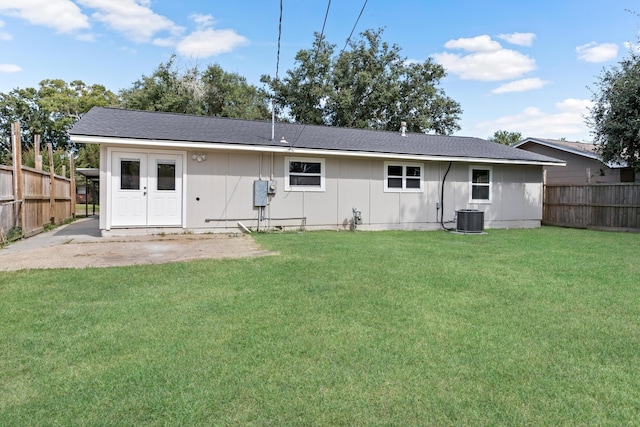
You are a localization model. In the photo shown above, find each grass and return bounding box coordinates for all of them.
[1,227,639,425]
[74,203,99,217]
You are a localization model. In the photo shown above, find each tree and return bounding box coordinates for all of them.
[201,65,271,120]
[0,79,117,162]
[119,56,271,120]
[261,29,462,134]
[488,130,522,146]
[588,50,640,170]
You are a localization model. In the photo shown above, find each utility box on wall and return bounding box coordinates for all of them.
[254,180,269,207]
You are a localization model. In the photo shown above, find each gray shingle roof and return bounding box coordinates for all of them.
[515,137,626,168]
[71,107,564,165]
[515,137,598,157]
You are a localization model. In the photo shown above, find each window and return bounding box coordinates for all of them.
[156,161,176,191]
[285,157,325,191]
[120,160,140,190]
[384,162,424,192]
[469,166,492,203]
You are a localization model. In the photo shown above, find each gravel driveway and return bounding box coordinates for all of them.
[0,217,275,271]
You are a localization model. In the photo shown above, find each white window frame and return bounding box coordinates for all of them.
[384,161,424,192]
[469,165,492,204]
[284,156,325,192]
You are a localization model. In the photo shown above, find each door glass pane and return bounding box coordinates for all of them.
[157,162,176,191]
[121,160,140,190]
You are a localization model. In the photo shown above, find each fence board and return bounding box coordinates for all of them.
[544,184,640,231]
[0,166,12,200]
[0,165,73,241]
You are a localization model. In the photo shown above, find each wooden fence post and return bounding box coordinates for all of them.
[47,143,56,224]
[34,135,42,170]
[69,153,76,217]
[11,122,23,234]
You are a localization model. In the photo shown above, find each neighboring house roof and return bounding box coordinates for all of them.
[71,108,564,166]
[514,137,626,168]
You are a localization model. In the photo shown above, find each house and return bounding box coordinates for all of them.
[69,107,565,235]
[514,137,636,184]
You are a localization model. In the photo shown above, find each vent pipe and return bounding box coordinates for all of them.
[400,121,407,137]
[271,99,275,141]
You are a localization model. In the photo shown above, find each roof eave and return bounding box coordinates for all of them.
[70,134,566,167]
[515,138,601,161]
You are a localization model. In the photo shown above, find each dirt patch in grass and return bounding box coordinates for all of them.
[0,234,276,271]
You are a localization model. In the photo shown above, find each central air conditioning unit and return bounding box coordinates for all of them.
[456,209,484,233]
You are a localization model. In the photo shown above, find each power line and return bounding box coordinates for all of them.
[272,0,284,141]
[312,0,332,64]
[275,0,283,81]
[340,0,368,55]
[319,0,331,40]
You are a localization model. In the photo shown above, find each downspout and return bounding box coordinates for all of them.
[440,161,455,231]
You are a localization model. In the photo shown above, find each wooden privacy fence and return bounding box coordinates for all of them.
[544,184,640,231]
[0,122,75,242]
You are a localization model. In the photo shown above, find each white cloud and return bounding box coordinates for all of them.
[0,19,11,40]
[152,37,175,47]
[0,63,22,73]
[0,0,90,33]
[75,32,95,42]
[497,32,536,47]
[623,41,640,53]
[77,0,183,43]
[576,42,618,63]
[191,13,215,29]
[176,28,248,58]
[434,35,536,81]
[475,98,594,140]
[173,14,248,58]
[492,77,550,94]
[444,35,502,52]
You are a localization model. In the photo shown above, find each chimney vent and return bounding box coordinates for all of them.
[400,121,407,137]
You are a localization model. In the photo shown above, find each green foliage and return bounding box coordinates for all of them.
[488,129,522,145]
[0,79,117,157]
[21,146,70,177]
[589,50,640,169]
[1,228,640,424]
[75,143,100,169]
[1,227,22,244]
[262,29,462,134]
[119,56,271,120]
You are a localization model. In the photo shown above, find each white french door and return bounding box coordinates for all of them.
[111,151,183,227]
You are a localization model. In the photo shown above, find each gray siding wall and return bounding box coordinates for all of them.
[184,150,543,231]
[99,145,543,232]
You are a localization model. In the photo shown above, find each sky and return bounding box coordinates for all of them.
[0,0,638,142]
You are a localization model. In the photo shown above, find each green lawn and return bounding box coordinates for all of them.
[1,227,639,425]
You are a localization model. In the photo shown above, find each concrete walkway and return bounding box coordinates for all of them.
[0,217,275,271]
[0,216,101,256]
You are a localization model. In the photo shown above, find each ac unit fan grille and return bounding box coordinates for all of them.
[456,209,484,233]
